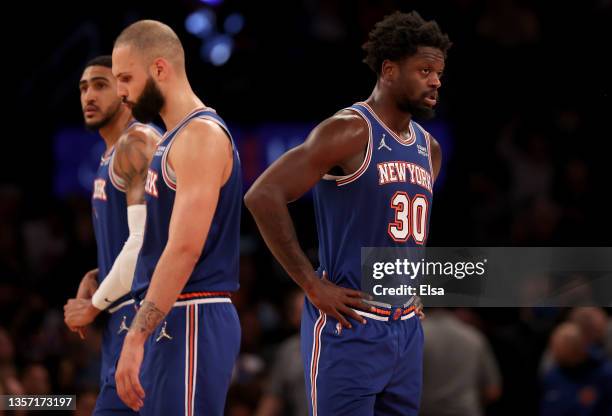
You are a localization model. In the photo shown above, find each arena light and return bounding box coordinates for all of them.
[224,13,244,35]
[185,9,215,38]
[199,0,223,6]
[201,35,234,66]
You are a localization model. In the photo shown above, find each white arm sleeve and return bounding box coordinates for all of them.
[92,204,146,310]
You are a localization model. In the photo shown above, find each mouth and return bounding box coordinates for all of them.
[423,93,437,107]
[84,106,99,116]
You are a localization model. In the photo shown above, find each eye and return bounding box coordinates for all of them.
[421,68,431,75]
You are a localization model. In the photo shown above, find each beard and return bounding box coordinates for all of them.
[129,77,165,123]
[84,100,121,131]
[397,93,436,121]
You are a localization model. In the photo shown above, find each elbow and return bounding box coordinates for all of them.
[169,242,202,267]
[244,185,267,214]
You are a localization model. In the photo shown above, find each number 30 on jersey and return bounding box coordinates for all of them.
[388,191,428,244]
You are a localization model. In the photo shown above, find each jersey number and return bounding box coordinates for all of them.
[388,191,428,244]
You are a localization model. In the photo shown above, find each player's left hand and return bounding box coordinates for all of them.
[116,332,146,411]
[63,298,101,331]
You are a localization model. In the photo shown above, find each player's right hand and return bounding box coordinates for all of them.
[304,271,375,329]
[76,268,99,299]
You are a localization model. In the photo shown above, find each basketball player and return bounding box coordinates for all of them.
[111,20,242,415]
[245,12,450,416]
[63,55,161,415]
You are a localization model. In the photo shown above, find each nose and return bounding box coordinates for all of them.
[116,83,128,102]
[429,73,441,88]
[83,87,96,103]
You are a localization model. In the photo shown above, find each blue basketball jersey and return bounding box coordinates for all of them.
[132,107,242,299]
[313,102,434,291]
[91,121,161,308]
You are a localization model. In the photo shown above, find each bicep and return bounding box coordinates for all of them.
[166,125,229,250]
[254,143,332,203]
[251,116,367,203]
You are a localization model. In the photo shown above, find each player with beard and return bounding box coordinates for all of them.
[245,12,451,416]
[63,55,161,415]
[111,20,242,415]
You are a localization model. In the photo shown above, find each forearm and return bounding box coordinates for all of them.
[246,189,318,290]
[92,205,146,310]
[129,244,199,339]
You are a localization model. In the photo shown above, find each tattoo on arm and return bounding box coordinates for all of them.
[115,134,151,204]
[130,301,165,335]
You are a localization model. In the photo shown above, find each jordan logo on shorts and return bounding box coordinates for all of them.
[156,321,173,342]
[117,316,129,334]
[378,134,392,151]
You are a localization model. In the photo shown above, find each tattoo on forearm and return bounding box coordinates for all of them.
[130,301,165,335]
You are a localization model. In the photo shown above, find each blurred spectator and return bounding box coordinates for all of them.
[75,390,98,416]
[255,289,307,416]
[420,308,502,416]
[541,308,612,375]
[541,322,612,415]
[20,364,51,395]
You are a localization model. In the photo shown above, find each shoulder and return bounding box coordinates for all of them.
[179,117,229,143]
[303,109,369,156]
[116,124,158,154]
[312,109,368,141]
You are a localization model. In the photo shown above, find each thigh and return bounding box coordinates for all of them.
[139,302,240,416]
[301,300,394,416]
[375,318,424,416]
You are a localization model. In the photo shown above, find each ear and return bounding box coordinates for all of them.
[151,57,170,81]
[380,59,399,86]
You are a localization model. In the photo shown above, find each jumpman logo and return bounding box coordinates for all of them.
[156,321,173,342]
[117,316,129,334]
[378,134,392,151]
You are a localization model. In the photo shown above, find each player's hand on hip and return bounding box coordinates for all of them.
[76,268,99,299]
[304,271,375,329]
[116,332,146,411]
[63,298,101,329]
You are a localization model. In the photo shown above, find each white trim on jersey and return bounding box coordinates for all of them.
[191,305,198,416]
[358,101,416,146]
[412,121,435,179]
[352,308,417,322]
[174,297,232,307]
[161,112,231,191]
[309,311,326,416]
[320,107,374,187]
[184,306,190,416]
[107,298,135,314]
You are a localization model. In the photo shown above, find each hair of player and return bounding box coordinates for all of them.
[114,20,185,70]
[362,11,452,75]
[85,55,112,70]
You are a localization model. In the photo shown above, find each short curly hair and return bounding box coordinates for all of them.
[363,11,452,75]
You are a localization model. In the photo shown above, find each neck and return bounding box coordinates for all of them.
[99,107,133,151]
[365,84,412,134]
[159,79,205,132]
